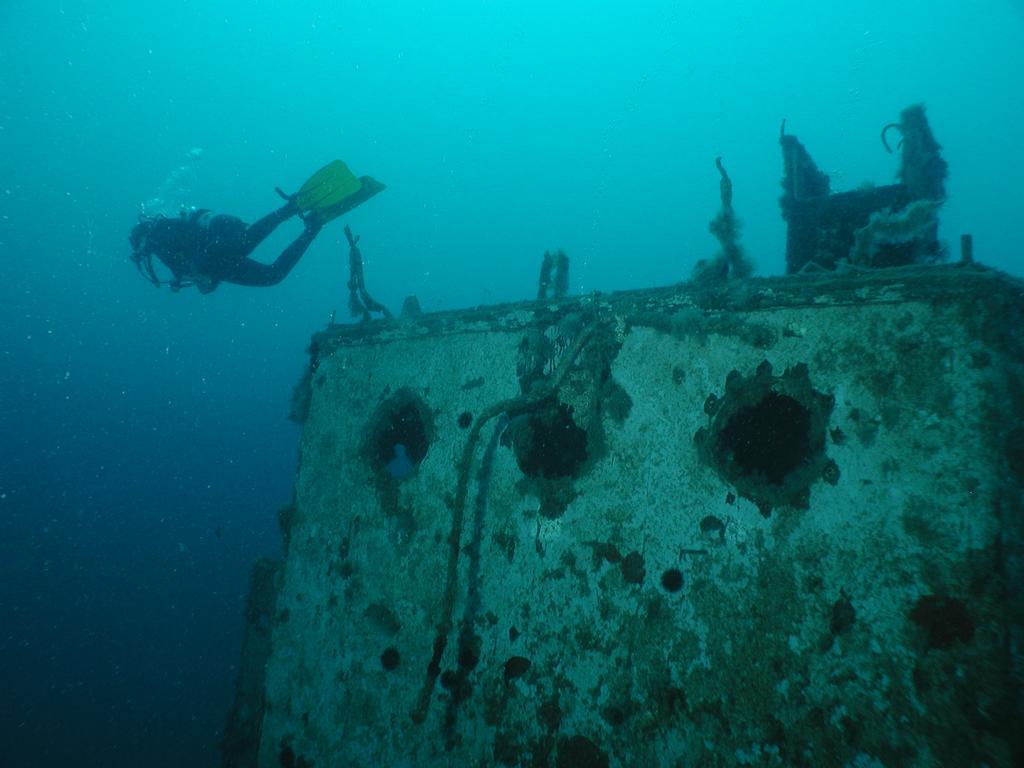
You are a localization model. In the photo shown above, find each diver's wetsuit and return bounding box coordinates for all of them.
[135,202,322,292]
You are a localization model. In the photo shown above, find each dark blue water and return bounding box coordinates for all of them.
[2,2,1022,765]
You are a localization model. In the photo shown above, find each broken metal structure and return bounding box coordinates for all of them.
[780,105,948,274]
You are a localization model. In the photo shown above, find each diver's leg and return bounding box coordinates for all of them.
[240,201,299,256]
[225,224,321,287]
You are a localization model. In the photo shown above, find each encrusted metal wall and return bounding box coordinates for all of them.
[224,264,1024,768]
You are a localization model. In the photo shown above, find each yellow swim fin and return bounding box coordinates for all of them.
[295,160,362,213]
[294,161,385,225]
[314,176,386,224]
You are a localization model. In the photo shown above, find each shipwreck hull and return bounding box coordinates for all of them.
[225,263,1024,768]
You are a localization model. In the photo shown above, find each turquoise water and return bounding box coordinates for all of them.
[1,2,1021,765]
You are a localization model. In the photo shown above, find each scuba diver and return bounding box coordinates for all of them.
[129,161,385,293]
